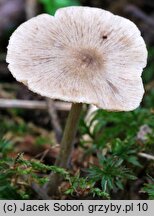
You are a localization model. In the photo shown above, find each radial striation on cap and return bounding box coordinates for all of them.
[6,6,148,111]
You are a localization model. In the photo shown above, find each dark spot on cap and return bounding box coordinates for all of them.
[102,35,107,39]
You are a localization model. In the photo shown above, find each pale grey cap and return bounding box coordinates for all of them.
[6,6,147,111]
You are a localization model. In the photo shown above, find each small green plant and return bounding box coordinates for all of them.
[0,139,68,199]
[110,138,142,167]
[0,139,110,199]
[80,108,154,148]
[142,176,154,200]
[87,155,136,194]
[0,139,25,199]
[64,172,110,199]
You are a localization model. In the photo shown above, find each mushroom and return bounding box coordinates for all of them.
[6,6,147,195]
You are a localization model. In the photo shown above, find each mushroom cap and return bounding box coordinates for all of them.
[6,6,147,111]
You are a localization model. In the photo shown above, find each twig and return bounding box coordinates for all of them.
[35,149,50,161]
[138,152,154,161]
[0,99,71,111]
[46,98,62,143]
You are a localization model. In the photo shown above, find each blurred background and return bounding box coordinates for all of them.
[0,0,154,200]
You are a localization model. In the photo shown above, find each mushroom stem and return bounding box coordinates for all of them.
[56,102,82,167]
[45,102,82,196]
